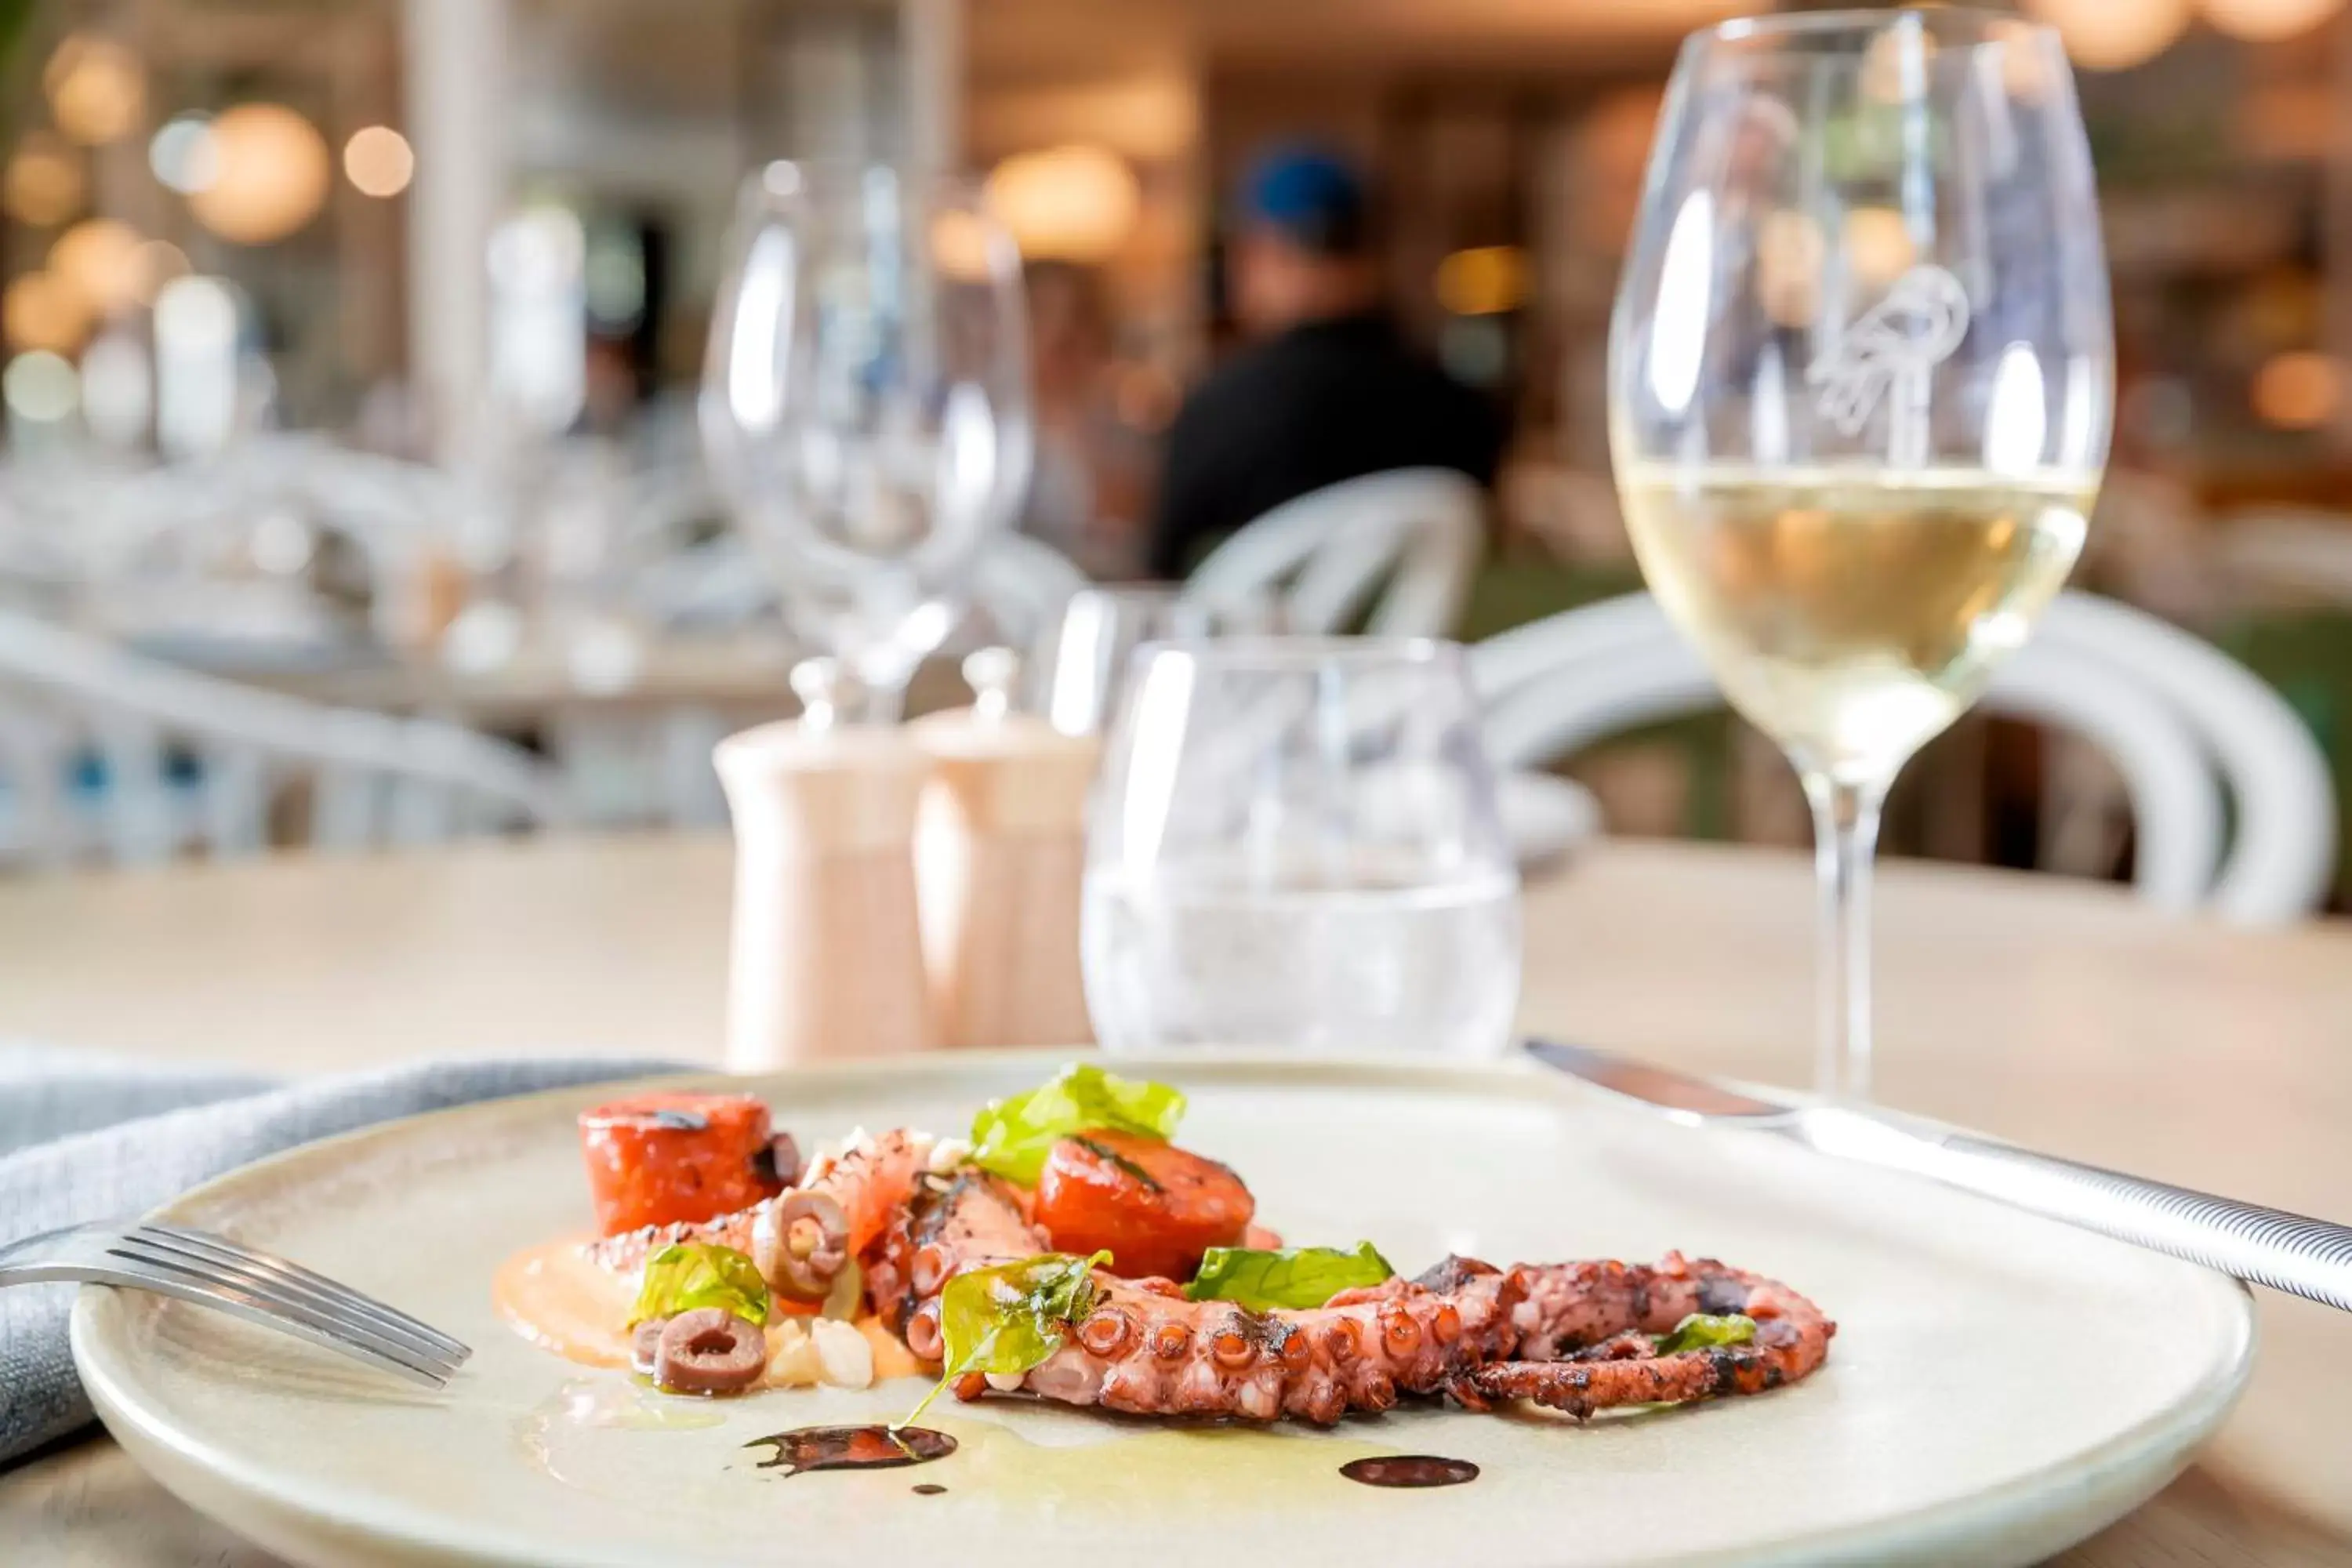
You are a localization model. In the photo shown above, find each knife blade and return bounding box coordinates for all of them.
[1523,1038,1795,1123]
[1524,1037,2352,1315]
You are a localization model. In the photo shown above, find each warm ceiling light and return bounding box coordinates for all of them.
[187,103,332,245]
[2024,0,2190,70]
[1435,246,1530,317]
[3,137,85,227]
[2200,0,2344,40]
[50,218,145,316]
[985,145,1141,263]
[2250,350,2342,429]
[343,125,414,198]
[44,34,144,146]
[2,270,94,354]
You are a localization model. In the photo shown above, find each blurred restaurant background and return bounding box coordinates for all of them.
[2,0,2351,908]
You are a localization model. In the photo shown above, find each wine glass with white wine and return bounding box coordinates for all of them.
[1611,11,2111,1099]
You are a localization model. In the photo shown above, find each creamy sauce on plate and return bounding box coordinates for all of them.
[492,1234,923,1381]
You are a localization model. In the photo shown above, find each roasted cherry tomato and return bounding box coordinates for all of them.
[1033,1131,1254,1283]
[578,1092,786,1237]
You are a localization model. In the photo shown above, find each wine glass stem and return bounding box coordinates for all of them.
[851,674,911,725]
[1803,773,1888,1103]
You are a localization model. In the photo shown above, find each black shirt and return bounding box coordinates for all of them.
[1147,312,1509,579]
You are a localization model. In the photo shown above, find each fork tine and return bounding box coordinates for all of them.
[94,1250,456,1388]
[132,1224,470,1363]
[138,1222,470,1359]
[125,1229,466,1370]
[105,1240,461,1384]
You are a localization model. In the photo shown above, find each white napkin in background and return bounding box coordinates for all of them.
[0,1046,685,1468]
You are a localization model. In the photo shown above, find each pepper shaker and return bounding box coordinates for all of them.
[911,648,1099,1047]
[713,659,938,1067]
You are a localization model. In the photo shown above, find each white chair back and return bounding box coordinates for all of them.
[0,612,566,868]
[971,532,1090,648]
[1473,591,2335,924]
[1185,467,1485,637]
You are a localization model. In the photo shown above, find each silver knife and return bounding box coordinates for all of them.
[1528,1038,2352,1313]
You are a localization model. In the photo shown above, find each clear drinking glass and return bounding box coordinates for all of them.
[700,162,1032,721]
[1083,637,1522,1057]
[1611,12,2111,1098]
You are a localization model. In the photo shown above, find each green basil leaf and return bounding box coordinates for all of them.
[1182,1242,1395,1311]
[630,1242,770,1327]
[968,1065,1186,1185]
[1653,1312,1756,1355]
[902,1250,1112,1427]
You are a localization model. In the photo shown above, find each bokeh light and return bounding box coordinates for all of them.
[4,350,81,424]
[2199,0,2345,42]
[985,145,1141,263]
[343,125,415,198]
[929,209,1002,282]
[50,219,146,317]
[2251,350,2343,430]
[44,35,145,146]
[80,328,154,448]
[129,240,192,306]
[1757,209,1827,328]
[2025,0,2190,71]
[150,114,220,194]
[1434,246,1530,317]
[1843,207,1918,287]
[2,272,93,354]
[4,137,86,228]
[187,103,332,245]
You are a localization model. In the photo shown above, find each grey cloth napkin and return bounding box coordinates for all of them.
[0,1046,684,1468]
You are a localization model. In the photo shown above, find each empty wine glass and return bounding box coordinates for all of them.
[1027,584,1285,736]
[702,162,1031,721]
[1611,12,2111,1098]
[1083,637,1521,1057]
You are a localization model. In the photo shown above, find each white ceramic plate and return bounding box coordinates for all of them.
[75,1054,2254,1568]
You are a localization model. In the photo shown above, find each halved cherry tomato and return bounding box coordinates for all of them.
[1033,1131,1254,1283]
[578,1092,786,1236]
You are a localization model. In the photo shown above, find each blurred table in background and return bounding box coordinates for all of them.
[1,836,2348,1565]
[249,630,806,726]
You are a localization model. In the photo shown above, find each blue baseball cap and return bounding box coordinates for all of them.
[1236,143,1370,254]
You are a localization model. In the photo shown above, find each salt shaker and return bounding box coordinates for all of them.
[911,648,1100,1047]
[713,660,938,1068]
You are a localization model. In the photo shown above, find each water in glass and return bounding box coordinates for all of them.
[1082,637,1521,1058]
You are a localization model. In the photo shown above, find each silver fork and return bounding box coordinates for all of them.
[0,1220,471,1386]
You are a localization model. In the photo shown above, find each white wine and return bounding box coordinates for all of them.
[1619,466,2095,782]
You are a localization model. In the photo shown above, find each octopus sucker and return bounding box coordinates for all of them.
[1466,1255,1835,1420]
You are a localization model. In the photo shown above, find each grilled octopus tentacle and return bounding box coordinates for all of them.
[1472,1253,1835,1418]
[1019,1261,1523,1424]
[879,1174,1831,1426]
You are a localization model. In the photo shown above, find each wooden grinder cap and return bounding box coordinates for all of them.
[909,648,1099,838]
[713,664,929,855]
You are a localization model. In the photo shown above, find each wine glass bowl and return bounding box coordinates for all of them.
[701,162,1031,717]
[1610,10,2111,1098]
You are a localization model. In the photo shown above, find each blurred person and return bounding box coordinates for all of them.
[1148,144,1508,577]
[1021,260,1153,579]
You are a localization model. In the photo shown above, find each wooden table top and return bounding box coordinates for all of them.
[2,834,2348,1566]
